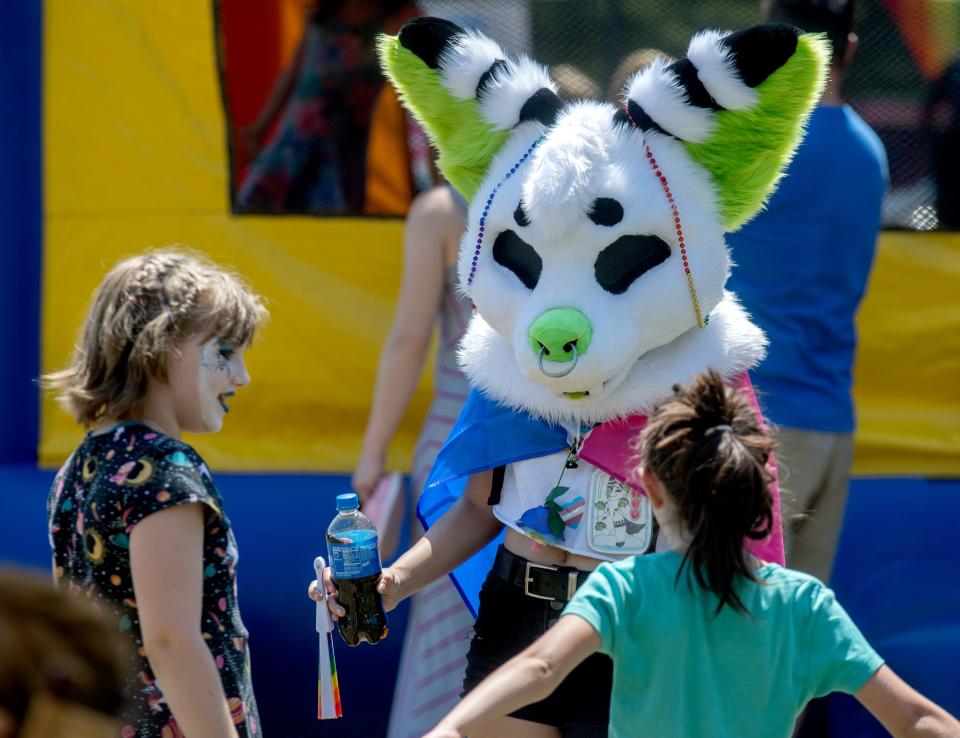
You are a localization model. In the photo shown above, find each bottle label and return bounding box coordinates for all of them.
[327,529,381,579]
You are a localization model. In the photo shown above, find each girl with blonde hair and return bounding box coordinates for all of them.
[44,250,267,738]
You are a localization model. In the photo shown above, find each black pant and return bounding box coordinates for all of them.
[462,554,611,737]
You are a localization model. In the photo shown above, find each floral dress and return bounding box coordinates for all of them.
[46,422,260,738]
[236,16,384,214]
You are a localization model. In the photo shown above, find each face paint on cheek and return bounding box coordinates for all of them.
[196,341,228,431]
[200,344,231,373]
[220,342,248,388]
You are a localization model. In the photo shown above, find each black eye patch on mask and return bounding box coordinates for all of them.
[493,230,542,289]
[588,198,624,226]
[594,235,671,294]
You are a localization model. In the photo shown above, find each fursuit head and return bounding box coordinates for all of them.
[380,19,828,427]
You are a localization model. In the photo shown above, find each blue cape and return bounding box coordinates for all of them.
[416,390,568,617]
[417,375,784,617]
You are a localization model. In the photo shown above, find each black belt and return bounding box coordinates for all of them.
[492,545,592,603]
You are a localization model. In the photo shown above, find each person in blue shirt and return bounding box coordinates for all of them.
[726,0,889,583]
[420,370,960,738]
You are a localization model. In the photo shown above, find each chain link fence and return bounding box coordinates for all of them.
[221,0,958,230]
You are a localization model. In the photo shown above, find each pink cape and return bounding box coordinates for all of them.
[577,373,785,565]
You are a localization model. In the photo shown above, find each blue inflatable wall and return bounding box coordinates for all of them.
[0,1,42,464]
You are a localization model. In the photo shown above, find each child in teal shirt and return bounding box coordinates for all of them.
[422,370,960,738]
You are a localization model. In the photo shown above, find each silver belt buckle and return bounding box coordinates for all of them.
[567,570,579,601]
[523,561,559,600]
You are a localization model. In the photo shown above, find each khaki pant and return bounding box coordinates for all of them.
[776,428,854,584]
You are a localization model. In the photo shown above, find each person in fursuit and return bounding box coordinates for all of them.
[421,371,960,738]
[315,15,828,737]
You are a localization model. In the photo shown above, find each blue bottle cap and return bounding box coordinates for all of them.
[336,493,359,512]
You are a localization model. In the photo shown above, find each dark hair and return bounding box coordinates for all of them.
[765,0,855,62]
[0,567,128,726]
[641,369,775,614]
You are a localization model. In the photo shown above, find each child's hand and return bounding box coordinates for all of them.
[307,567,345,620]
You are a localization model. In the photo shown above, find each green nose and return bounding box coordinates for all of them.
[528,308,593,362]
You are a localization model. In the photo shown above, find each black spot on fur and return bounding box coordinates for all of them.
[514,202,530,227]
[493,230,542,289]
[588,198,624,227]
[614,100,675,139]
[668,58,723,110]
[721,23,800,88]
[518,88,564,127]
[594,235,671,294]
[398,17,465,70]
[477,59,508,97]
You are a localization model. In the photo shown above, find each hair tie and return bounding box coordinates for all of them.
[704,424,732,437]
[126,294,137,303]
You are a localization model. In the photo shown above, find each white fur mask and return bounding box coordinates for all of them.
[379,18,828,425]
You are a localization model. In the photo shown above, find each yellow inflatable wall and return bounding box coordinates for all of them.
[852,231,960,476]
[40,1,427,471]
[41,1,960,476]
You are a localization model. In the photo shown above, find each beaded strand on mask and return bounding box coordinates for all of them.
[467,135,545,287]
[622,107,708,329]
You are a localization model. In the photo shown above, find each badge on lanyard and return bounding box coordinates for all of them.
[587,471,655,555]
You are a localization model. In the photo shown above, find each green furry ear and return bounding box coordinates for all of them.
[377,34,508,201]
[685,33,830,231]
[378,18,561,201]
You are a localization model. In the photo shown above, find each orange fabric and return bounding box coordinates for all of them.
[364,86,413,215]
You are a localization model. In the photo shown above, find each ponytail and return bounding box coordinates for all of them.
[641,369,774,615]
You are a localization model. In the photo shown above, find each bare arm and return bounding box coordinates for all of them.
[856,665,960,738]
[353,187,467,500]
[239,36,307,152]
[425,615,601,738]
[131,504,239,738]
[390,469,501,601]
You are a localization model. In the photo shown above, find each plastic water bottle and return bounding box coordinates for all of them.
[325,493,389,646]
